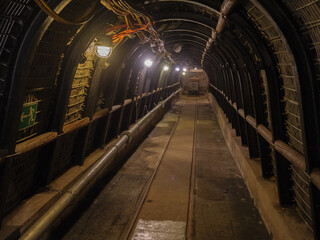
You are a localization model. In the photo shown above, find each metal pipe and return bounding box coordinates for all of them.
[274,140,306,171]
[238,108,245,118]
[19,89,180,240]
[246,115,256,128]
[201,0,238,66]
[126,89,178,136]
[20,146,120,240]
[215,15,226,33]
[257,124,273,145]
[220,0,238,16]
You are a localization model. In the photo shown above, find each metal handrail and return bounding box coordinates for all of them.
[209,84,320,188]
[19,88,180,240]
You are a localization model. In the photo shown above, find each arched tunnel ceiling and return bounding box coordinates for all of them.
[1,0,315,89]
[145,0,219,66]
[0,1,318,150]
[136,0,268,69]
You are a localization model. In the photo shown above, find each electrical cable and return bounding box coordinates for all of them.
[105,0,173,62]
[34,0,100,25]
[35,0,173,62]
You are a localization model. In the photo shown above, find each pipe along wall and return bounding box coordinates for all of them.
[20,89,180,240]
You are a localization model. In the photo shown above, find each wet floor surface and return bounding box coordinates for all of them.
[60,96,270,240]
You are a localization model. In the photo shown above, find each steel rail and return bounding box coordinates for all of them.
[121,96,184,240]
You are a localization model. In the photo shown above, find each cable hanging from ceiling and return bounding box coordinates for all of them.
[34,0,100,25]
[102,0,173,62]
[34,0,173,62]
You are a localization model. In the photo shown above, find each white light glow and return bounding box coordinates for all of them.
[144,59,153,67]
[163,65,169,71]
[95,46,112,58]
[182,67,187,72]
[195,67,197,70]
[175,67,180,71]
[182,72,186,75]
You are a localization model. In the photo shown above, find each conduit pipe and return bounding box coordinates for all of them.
[20,89,180,240]
[201,0,238,66]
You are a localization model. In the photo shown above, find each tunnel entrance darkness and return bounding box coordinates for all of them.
[0,0,320,239]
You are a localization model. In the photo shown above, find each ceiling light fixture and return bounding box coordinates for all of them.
[163,65,169,71]
[95,45,112,58]
[175,67,180,71]
[95,35,113,58]
[144,59,153,67]
[172,43,182,53]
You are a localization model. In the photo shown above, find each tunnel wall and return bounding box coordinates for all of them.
[202,1,320,239]
[0,0,180,226]
[209,92,313,240]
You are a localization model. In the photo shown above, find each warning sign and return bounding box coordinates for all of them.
[19,102,38,130]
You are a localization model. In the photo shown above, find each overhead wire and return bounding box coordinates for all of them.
[34,0,173,62]
[112,22,149,44]
[105,1,161,43]
[34,0,100,25]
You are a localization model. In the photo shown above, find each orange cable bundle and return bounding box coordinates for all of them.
[112,22,149,44]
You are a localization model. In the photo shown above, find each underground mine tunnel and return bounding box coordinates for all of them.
[0,0,319,239]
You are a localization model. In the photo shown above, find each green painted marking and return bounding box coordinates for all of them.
[19,102,38,130]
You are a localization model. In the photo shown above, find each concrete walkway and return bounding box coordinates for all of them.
[191,98,269,239]
[58,96,270,240]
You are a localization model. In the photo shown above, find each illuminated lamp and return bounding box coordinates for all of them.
[95,45,112,58]
[144,59,153,67]
[95,35,113,58]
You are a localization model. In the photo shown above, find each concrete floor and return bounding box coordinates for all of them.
[57,96,270,240]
